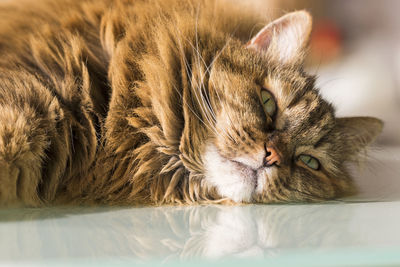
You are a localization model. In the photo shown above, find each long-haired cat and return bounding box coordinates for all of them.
[0,0,383,206]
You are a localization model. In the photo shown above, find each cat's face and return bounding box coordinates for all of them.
[201,11,383,203]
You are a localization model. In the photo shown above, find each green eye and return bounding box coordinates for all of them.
[299,154,320,170]
[261,89,276,117]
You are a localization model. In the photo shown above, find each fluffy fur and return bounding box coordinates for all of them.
[0,0,382,206]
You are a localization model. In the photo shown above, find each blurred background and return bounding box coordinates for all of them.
[243,0,400,145]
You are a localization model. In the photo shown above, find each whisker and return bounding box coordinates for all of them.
[171,14,236,142]
[173,28,224,138]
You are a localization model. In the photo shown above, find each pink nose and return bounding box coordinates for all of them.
[266,147,281,166]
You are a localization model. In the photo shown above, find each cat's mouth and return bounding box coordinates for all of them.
[230,160,259,188]
[203,144,277,202]
[230,158,279,196]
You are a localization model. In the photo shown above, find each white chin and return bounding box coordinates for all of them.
[203,143,257,203]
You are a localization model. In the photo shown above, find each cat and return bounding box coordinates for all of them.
[0,0,383,207]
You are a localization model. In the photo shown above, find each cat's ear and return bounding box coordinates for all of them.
[246,10,312,64]
[335,117,383,157]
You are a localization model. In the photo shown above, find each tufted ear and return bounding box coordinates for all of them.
[335,117,383,157]
[246,10,312,64]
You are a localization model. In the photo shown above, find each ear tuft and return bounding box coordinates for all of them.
[246,10,312,64]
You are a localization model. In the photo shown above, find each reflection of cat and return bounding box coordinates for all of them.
[129,205,359,261]
[188,205,356,259]
[0,205,355,261]
[0,0,382,206]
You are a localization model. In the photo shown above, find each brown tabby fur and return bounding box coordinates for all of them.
[0,0,382,206]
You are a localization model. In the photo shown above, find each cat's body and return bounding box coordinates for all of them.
[0,0,382,207]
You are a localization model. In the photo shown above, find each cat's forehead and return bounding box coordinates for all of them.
[264,71,336,146]
[213,49,336,146]
[284,96,335,145]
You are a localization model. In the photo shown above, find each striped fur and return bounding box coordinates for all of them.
[0,0,382,206]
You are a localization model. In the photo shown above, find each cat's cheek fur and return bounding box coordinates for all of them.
[203,144,256,203]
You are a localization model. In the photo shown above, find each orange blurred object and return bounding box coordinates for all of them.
[310,20,342,64]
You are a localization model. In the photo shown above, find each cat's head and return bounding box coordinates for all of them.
[201,11,383,203]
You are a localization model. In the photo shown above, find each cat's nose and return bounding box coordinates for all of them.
[264,146,281,167]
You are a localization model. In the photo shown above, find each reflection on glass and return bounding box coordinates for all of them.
[0,204,355,262]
